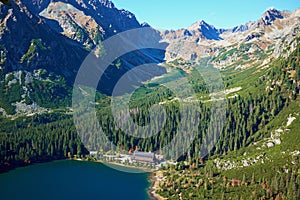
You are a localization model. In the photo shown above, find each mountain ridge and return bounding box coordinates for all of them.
[0,0,166,116]
[23,0,142,39]
[1,3,300,200]
[161,7,300,69]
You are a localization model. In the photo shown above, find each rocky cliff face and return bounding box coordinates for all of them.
[161,8,300,70]
[257,8,283,26]
[22,0,141,40]
[1,1,299,116]
[0,1,88,78]
[39,1,105,49]
[0,0,166,116]
[0,0,164,83]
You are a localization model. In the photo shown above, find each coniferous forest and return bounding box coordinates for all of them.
[1,1,300,199]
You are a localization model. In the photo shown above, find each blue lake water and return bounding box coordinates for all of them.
[0,160,151,200]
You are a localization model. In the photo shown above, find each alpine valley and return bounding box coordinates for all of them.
[1,1,300,200]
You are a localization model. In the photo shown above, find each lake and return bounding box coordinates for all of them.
[0,160,151,200]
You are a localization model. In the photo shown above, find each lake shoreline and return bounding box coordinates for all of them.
[0,158,164,200]
[148,175,159,200]
[0,160,150,200]
[74,159,164,200]
[147,170,166,200]
[73,158,155,172]
[0,157,64,174]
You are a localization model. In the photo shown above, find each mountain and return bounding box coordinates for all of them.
[1,2,300,199]
[230,22,253,33]
[257,7,283,26]
[23,0,142,45]
[2,2,299,117]
[183,20,223,40]
[0,0,165,116]
[161,8,300,70]
[0,1,88,76]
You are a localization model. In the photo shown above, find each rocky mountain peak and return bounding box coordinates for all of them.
[189,20,214,30]
[141,22,151,27]
[20,0,142,39]
[197,20,208,26]
[26,0,115,12]
[264,7,281,14]
[161,7,300,70]
[231,21,254,33]
[98,0,115,8]
[259,8,283,25]
[187,20,222,40]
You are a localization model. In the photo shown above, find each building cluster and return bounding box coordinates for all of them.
[89,150,165,166]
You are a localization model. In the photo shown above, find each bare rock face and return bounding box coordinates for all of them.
[0,0,167,115]
[0,1,88,77]
[161,8,300,69]
[186,20,223,40]
[0,0,299,115]
[22,0,141,39]
[230,22,253,33]
[39,1,105,49]
[0,0,163,80]
[258,8,283,26]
